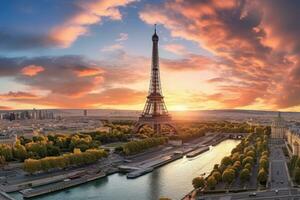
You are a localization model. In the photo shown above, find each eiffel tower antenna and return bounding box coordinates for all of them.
[134,25,176,134]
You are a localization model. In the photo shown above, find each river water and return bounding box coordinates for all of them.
[11,139,239,200]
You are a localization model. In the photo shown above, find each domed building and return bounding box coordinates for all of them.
[271,112,287,140]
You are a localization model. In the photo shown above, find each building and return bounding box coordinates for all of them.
[0,109,54,121]
[271,112,287,140]
[0,133,17,145]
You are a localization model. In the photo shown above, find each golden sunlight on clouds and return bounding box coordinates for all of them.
[74,67,104,77]
[21,65,45,76]
[163,43,188,55]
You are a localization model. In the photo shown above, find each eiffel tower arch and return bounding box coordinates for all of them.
[134,25,177,135]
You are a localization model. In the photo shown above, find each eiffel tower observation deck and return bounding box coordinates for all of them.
[134,25,176,134]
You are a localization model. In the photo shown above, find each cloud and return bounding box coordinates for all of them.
[0,106,12,110]
[116,33,128,42]
[101,44,123,52]
[73,66,104,77]
[0,56,104,97]
[0,91,38,100]
[162,54,216,71]
[21,65,45,76]
[0,0,136,50]
[139,0,300,109]
[49,0,136,48]
[0,52,149,109]
[0,31,58,50]
[10,88,146,108]
[163,43,188,55]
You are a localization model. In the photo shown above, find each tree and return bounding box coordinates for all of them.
[257,168,268,185]
[242,156,254,166]
[259,158,269,170]
[244,163,252,171]
[233,161,241,170]
[231,153,240,162]
[221,156,232,166]
[261,151,269,157]
[24,159,42,174]
[207,176,217,190]
[294,167,300,184]
[213,164,219,170]
[212,171,222,182]
[0,156,6,168]
[46,144,60,156]
[192,177,206,189]
[13,143,27,161]
[25,142,47,158]
[222,169,235,185]
[40,158,51,172]
[0,144,13,161]
[123,137,167,155]
[218,164,227,173]
[246,150,255,158]
[240,168,250,182]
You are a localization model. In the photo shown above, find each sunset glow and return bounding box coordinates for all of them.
[1,0,300,111]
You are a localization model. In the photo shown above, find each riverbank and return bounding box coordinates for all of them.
[119,133,228,179]
[21,171,106,199]
[9,139,240,200]
[5,134,237,199]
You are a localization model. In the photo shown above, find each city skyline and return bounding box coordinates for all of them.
[1,0,300,112]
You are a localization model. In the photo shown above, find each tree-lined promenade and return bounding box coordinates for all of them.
[192,126,270,195]
[24,148,107,174]
[122,137,168,155]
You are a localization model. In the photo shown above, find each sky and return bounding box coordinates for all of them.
[1,0,300,111]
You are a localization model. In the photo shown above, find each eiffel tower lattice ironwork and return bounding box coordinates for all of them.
[134,25,176,134]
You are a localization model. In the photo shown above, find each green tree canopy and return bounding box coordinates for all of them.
[212,171,222,182]
[242,156,254,166]
[257,168,268,185]
[294,167,300,184]
[13,143,27,161]
[240,168,250,183]
[207,176,217,190]
[222,168,235,184]
[221,156,232,166]
[192,176,206,189]
[259,158,269,170]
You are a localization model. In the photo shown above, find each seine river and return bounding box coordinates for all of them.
[11,139,239,200]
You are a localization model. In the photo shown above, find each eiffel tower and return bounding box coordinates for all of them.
[134,25,176,134]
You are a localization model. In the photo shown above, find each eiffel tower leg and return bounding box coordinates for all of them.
[153,123,161,134]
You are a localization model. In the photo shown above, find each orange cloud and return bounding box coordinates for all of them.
[162,54,216,71]
[0,91,38,99]
[21,65,44,76]
[50,0,136,48]
[0,106,13,110]
[140,0,300,110]
[74,67,104,77]
[163,43,188,55]
[9,88,146,109]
